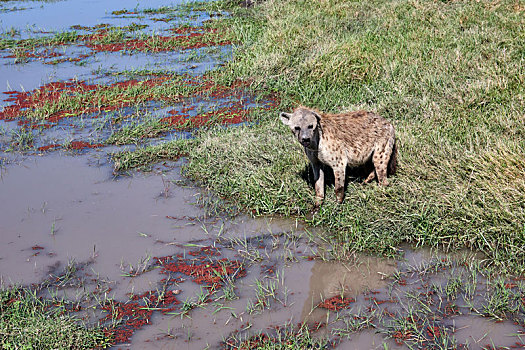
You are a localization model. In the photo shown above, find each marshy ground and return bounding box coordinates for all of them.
[0,0,524,349]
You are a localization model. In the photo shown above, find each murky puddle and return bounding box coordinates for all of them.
[1,1,524,349]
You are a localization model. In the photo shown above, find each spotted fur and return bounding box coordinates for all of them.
[280,107,397,207]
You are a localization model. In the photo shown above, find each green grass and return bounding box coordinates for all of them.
[223,323,330,350]
[0,31,80,50]
[111,137,195,171]
[0,287,110,349]
[106,118,173,145]
[115,0,524,273]
[196,0,525,271]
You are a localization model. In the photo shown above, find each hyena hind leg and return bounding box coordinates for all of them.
[373,141,395,186]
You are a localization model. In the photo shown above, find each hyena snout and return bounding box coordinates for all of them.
[298,129,316,147]
[300,136,311,146]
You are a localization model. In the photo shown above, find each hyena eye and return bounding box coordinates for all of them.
[307,125,314,129]
[294,126,301,131]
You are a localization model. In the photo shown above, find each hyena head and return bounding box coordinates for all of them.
[280,108,321,149]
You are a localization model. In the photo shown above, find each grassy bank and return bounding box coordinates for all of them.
[0,288,110,349]
[113,0,525,272]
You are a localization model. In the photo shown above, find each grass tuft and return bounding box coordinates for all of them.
[0,287,110,349]
[111,138,195,172]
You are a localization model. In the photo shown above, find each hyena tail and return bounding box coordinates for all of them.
[388,139,398,176]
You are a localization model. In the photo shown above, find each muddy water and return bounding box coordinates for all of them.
[0,154,206,284]
[0,153,400,349]
[128,257,399,349]
[452,316,523,349]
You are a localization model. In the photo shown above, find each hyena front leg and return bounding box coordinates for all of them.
[363,169,376,184]
[333,166,346,204]
[311,162,325,209]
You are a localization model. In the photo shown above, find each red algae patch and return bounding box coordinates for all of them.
[67,141,104,150]
[317,296,355,311]
[37,144,61,152]
[0,77,171,124]
[101,301,154,344]
[155,246,246,290]
[36,141,104,152]
[3,24,231,63]
[101,290,182,344]
[0,75,258,127]
[83,30,231,53]
[99,246,246,346]
[0,72,276,152]
[223,333,271,350]
[3,49,63,60]
[162,106,248,130]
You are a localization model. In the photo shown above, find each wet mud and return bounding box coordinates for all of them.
[1,1,524,349]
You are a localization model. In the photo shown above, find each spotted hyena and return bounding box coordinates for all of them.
[280,107,397,208]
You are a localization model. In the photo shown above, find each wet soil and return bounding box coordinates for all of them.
[1,1,524,349]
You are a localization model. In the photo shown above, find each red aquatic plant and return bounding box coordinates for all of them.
[102,289,181,344]
[0,77,171,124]
[154,247,246,289]
[101,301,153,344]
[161,106,248,130]
[392,330,413,345]
[317,295,355,311]
[37,144,61,152]
[68,141,104,150]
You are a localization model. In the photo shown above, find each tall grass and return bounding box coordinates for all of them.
[191,0,525,271]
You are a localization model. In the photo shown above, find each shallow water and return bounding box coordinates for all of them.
[0,0,185,35]
[452,316,523,349]
[0,46,228,95]
[0,154,202,284]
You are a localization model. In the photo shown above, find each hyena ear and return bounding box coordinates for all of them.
[279,112,292,126]
[311,111,322,123]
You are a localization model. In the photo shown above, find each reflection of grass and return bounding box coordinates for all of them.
[0,288,110,349]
